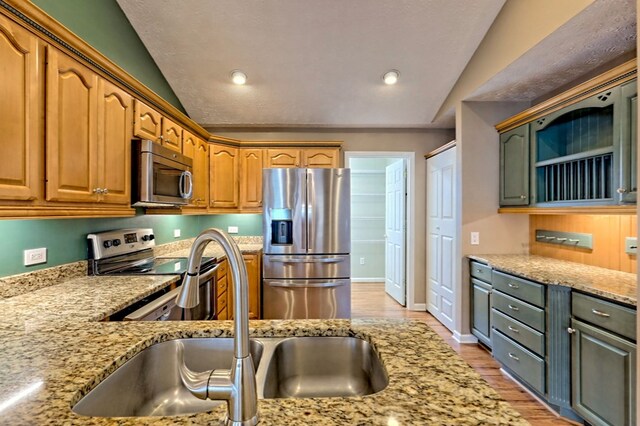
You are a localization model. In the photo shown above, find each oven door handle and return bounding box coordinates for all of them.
[179,171,193,199]
[124,288,179,321]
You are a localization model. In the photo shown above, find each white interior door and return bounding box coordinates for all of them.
[427,146,456,331]
[385,159,406,306]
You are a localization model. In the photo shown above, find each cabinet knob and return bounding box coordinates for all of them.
[520,195,527,199]
[617,188,628,194]
[567,327,576,334]
[103,189,109,195]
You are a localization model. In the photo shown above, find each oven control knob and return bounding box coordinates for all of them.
[112,239,121,247]
[149,234,155,241]
[142,235,149,241]
[103,240,113,249]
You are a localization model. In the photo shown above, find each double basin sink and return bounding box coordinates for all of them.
[73,336,389,417]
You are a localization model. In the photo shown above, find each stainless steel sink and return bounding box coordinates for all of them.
[72,338,264,417]
[260,337,388,399]
[73,336,388,418]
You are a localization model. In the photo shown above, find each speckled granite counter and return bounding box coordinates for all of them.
[468,254,637,306]
[0,319,527,425]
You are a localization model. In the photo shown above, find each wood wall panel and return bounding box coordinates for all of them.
[529,215,637,273]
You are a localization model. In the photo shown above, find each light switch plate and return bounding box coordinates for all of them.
[625,237,637,255]
[227,226,239,234]
[470,232,480,245]
[24,248,47,266]
[173,229,181,238]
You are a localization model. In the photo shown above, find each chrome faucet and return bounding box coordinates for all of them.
[176,228,259,426]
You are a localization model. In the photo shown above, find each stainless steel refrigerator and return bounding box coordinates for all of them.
[262,168,351,319]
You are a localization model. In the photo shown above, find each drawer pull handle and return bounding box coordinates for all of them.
[507,283,519,289]
[555,237,567,242]
[508,304,520,311]
[591,309,610,318]
[476,269,483,273]
[568,239,580,243]
[508,353,520,361]
[507,326,519,333]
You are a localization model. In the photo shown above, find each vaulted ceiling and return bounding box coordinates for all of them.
[117,0,505,128]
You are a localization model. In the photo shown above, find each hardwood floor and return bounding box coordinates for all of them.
[351,282,573,426]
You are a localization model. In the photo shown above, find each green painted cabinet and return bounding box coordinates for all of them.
[571,318,636,426]
[499,124,530,206]
[619,80,637,203]
[471,278,491,347]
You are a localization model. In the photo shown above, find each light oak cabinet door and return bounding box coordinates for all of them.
[161,116,182,152]
[133,100,162,141]
[183,131,209,208]
[303,148,340,168]
[0,14,42,201]
[227,253,262,320]
[264,148,301,168]
[210,145,239,208]
[240,148,263,209]
[46,48,99,202]
[97,80,132,205]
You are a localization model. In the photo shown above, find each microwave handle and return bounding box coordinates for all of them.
[180,171,193,199]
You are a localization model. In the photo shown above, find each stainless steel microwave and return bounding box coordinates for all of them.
[132,139,193,207]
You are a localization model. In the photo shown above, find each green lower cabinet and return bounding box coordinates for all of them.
[571,318,636,426]
[471,278,491,347]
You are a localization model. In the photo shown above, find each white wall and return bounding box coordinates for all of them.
[455,101,531,337]
[209,129,454,304]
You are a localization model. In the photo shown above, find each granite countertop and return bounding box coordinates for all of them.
[469,254,637,306]
[0,318,527,425]
[0,244,527,425]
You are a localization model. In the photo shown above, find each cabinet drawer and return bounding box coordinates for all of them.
[470,261,492,282]
[216,277,227,296]
[216,306,228,320]
[217,260,228,277]
[493,290,545,332]
[493,330,545,395]
[492,308,545,356]
[216,291,228,314]
[492,270,544,308]
[572,292,636,341]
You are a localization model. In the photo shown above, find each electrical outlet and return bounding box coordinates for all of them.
[470,232,480,245]
[360,257,365,265]
[173,229,181,238]
[228,226,239,234]
[24,248,47,266]
[625,237,638,255]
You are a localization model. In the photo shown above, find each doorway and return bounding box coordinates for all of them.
[345,151,416,309]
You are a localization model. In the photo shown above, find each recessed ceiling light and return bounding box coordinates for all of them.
[383,70,399,85]
[231,70,247,85]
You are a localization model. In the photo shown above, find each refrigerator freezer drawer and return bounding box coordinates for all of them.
[263,278,351,319]
[263,254,350,279]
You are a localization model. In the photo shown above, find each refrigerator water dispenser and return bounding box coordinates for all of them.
[270,208,293,245]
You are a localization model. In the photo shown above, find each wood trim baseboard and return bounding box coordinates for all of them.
[498,206,637,215]
[496,59,637,133]
[453,332,478,344]
[0,205,135,219]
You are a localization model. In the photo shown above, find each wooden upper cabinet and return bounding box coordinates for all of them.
[264,148,301,168]
[183,131,209,208]
[210,144,239,208]
[161,116,182,152]
[97,79,132,205]
[303,148,340,168]
[133,99,161,141]
[46,48,99,202]
[0,15,42,201]
[240,148,263,209]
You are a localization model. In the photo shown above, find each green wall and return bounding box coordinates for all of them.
[0,214,262,278]
[31,0,186,114]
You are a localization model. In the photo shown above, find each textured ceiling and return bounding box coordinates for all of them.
[117,0,505,128]
[467,0,636,102]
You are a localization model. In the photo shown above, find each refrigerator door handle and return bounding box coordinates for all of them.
[267,280,348,288]
[269,256,346,264]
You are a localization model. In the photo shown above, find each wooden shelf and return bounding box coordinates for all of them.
[498,206,637,215]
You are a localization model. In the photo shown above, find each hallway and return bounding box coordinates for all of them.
[351,283,572,426]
